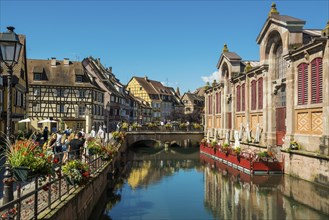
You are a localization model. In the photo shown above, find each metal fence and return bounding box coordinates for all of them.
[0,148,113,220]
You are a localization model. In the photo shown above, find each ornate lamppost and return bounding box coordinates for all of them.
[0,26,23,205]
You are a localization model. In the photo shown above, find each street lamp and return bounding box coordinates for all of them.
[0,26,22,140]
[0,26,22,205]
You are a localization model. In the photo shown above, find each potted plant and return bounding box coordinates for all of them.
[289,140,300,150]
[62,160,90,186]
[2,139,53,181]
[121,122,129,131]
[100,145,118,161]
[86,137,102,155]
[165,123,172,130]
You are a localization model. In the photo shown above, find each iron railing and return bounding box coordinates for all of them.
[0,148,113,220]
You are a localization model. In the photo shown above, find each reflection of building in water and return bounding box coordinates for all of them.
[201,154,329,219]
[127,159,201,190]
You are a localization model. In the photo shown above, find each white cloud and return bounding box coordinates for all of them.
[201,71,220,83]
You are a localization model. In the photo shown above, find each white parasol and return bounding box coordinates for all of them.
[18,118,31,123]
[38,119,57,123]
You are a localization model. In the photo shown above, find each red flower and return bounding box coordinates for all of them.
[53,158,59,163]
[82,172,89,177]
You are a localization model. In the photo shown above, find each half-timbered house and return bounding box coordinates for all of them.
[27,58,105,133]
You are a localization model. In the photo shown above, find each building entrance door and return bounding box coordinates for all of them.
[276,107,286,146]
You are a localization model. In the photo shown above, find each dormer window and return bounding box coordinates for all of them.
[76,75,83,82]
[34,73,42,81]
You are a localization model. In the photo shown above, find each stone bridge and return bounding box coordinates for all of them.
[125,131,204,148]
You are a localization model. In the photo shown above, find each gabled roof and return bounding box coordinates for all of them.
[27,59,103,90]
[133,77,161,95]
[256,5,305,44]
[216,51,241,69]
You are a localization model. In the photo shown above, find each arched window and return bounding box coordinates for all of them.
[311,58,323,104]
[236,85,241,112]
[258,78,263,109]
[297,63,308,105]
[275,45,286,79]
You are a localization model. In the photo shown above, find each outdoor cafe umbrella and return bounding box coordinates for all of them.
[18,118,31,123]
[37,119,57,123]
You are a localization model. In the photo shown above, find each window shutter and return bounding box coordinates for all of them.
[258,78,263,109]
[311,58,323,104]
[251,80,256,110]
[298,63,308,105]
[236,85,241,112]
[218,92,222,113]
[241,84,245,111]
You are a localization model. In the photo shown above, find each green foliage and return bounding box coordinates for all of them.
[2,138,54,177]
[86,137,103,155]
[62,160,90,185]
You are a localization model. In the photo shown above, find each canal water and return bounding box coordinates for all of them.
[100,146,329,220]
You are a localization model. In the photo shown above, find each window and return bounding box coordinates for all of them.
[241,84,245,111]
[257,78,263,109]
[275,45,286,79]
[311,58,323,104]
[76,75,83,82]
[79,106,86,116]
[297,63,308,105]
[208,94,212,114]
[34,73,42,81]
[57,88,65,97]
[15,90,22,107]
[251,80,257,110]
[58,104,65,113]
[34,88,40,96]
[79,90,85,98]
[32,103,41,112]
[20,69,25,80]
[215,92,220,114]
[236,85,241,112]
[0,90,3,112]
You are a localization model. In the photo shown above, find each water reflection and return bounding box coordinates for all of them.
[101,147,329,220]
[200,153,329,220]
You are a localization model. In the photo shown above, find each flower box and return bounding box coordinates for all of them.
[13,166,36,182]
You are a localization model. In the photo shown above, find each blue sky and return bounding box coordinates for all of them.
[1,0,328,94]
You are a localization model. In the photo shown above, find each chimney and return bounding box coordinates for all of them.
[97,58,100,66]
[109,67,112,73]
[144,76,148,81]
[64,58,69,65]
[51,57,56,67]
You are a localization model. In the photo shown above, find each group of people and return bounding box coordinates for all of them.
[42,127,86,163]
[39,125,109,164]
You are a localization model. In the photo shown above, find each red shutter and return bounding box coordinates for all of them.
[311,58,323,104]
[209,94,212,114]
[251,80,256,110]
[258,78,263,109]
[297,63,308,105]
[242,84,245,111]
[236,85,241,112]
[219,92,221,113]
[215,93,219,114]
